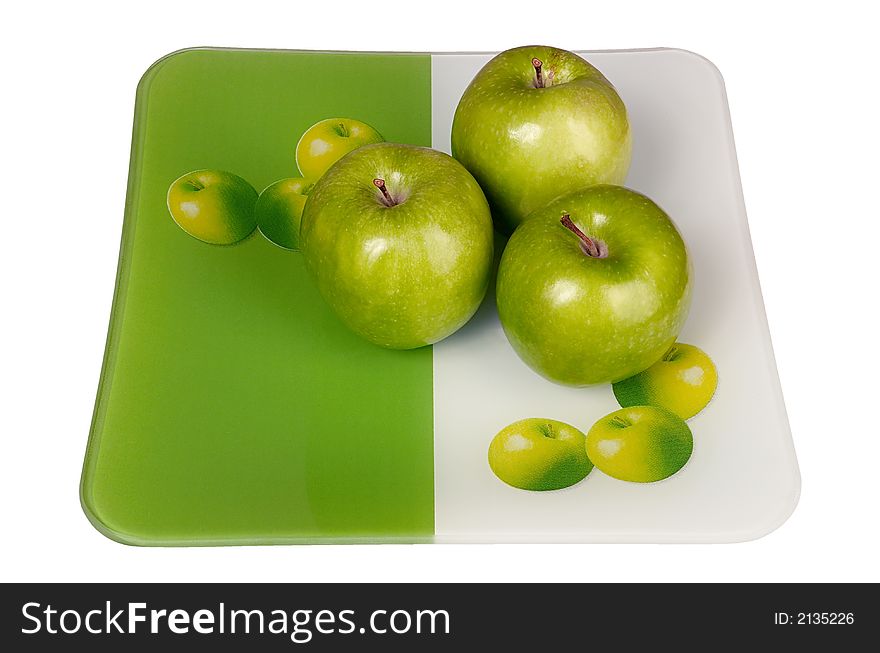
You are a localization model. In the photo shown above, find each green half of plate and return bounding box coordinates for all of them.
[81,48,436,545]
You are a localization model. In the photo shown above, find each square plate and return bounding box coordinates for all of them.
[81,48,799,545]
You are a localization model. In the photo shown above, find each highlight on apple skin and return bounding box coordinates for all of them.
[488,418,594,491]
[586,406,693,483]
[299,142,494,350]
[295,117,384,180]
[496,185,692,386]
[167,169,258,245]
[613,343,718,419]
[255,177,314,250]
[451,45,632,233]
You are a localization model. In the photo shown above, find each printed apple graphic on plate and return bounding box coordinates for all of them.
[488,418,593,491]
[300,142,494,349]
[496,185,691,386]
[586,406,693,483]
[167,170,258,245]
[255,177,314,250]
[296,118,384,180]
[451,45,631,232]
[613,343,718,419]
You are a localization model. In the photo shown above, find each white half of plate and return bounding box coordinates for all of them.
[430,49,800,543]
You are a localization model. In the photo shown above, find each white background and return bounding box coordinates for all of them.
[1,1,878,582]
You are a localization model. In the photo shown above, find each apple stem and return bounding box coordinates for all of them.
[663,346,680,362]
[532,57,545,88]
[373,178,396,206]
[538,423,556,439]
[560,214,601,258]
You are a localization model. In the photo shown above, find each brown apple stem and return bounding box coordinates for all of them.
[532,57,545,88]
[560,214,601,258]
[373,178,396,206]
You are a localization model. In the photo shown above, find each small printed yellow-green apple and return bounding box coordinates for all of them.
[295,117,384,180]
[613,343,718,419]
[488,418,593,491]
[255,177,314,250]
[166,170,257,245]
[496,185,691,386]
[451,45,631,232]
[300,142,494,349]
[586,406,693,483]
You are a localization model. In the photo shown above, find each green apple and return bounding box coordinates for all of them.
[451,45,631,232]
[296,117,384,180]
[255,177,314,250]
[488,418,593,491]
[613,343,718,419]
[166,169,258,245]
[496,185,691,386]
[299,142,494,349]
[586,406,693,483]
